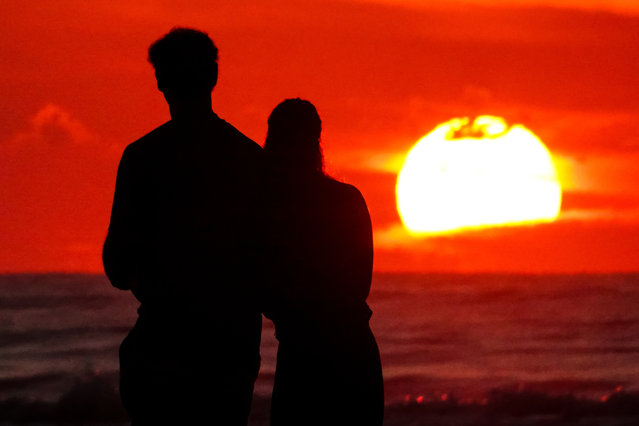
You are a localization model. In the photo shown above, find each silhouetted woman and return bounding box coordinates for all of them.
[262,99,384,425]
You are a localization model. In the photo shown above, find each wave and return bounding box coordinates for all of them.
[0,372,67,393]
[1,326,131,346]
[1,372,639,425]
[0,371,126,424]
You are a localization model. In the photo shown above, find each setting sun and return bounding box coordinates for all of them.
[396,116,562,234]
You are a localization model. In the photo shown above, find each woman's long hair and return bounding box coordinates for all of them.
[264,98,324,175]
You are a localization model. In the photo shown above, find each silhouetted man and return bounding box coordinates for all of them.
[103,28,263,425]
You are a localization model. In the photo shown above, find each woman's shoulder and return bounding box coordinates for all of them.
[319,177,369,215]
[321,177,365,202]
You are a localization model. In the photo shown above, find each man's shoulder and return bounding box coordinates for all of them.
[126,121,173,153]
[215,116,262,155]
[116,122,171,165]
[121,117,262,160]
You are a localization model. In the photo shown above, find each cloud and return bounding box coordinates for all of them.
[329,98,639,174]
[375,185,639,253]
[561,191,639,215]
[327,148,407,174]
[4,104,95,154]
[31,104,93,142]
[374,218,639,273]
[534,111,639,157]
[0,104,116,272]
[355,0,639,16]
[553,152,639,196]
[374,223,416,249]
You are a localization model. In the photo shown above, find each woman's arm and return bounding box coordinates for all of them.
[329,184,373,303]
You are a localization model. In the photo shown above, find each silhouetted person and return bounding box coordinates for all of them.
[103,28,263,425]
[261,99,384,425]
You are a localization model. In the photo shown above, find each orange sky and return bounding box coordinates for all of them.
[1,0,638,273]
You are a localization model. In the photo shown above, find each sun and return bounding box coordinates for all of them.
[396,116,562,235]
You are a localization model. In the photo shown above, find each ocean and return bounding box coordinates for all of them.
[1,273,638,425]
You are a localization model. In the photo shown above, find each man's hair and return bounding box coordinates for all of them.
[148,27,219,94]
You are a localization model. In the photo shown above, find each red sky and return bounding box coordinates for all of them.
[1,0,638,273]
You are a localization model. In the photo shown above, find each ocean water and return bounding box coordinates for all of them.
[1,273,638,424]
[370,273,639,402]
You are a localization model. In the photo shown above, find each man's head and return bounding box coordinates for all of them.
[148,28,219,98]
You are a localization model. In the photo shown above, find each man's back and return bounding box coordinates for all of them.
[103,113,263,423]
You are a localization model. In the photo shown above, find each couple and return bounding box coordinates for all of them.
[103,28,383,425]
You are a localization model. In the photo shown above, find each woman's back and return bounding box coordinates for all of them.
[262,174,373,333]
[262,98,383,425]
[262,173,383,426]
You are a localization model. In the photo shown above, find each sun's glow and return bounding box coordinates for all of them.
[396,116,562,235]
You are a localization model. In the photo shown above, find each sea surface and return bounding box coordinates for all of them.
[1,273,638,425]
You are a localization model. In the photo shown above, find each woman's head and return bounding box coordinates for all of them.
[265,98,324,174]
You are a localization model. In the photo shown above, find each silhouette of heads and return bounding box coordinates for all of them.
[265,98,324,174]
[148,27,219,98]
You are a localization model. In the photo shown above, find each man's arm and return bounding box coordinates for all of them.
[103,145,141,291]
